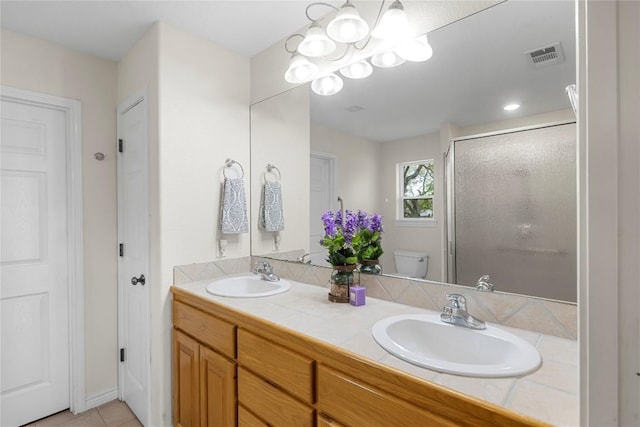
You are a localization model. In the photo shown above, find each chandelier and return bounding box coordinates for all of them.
[284,0,433,96]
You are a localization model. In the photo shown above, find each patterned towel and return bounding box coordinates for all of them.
[220,178,248,234]
[259,180,285,232]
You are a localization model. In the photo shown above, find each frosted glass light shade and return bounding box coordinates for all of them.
[311,73,344,96]
[298,23,336,57]
[327,2,369,43]
[371,0,413,43]
[396,34,433,62]
[284,53,318,83]
[371,51,406,68]
[340,60,373,79]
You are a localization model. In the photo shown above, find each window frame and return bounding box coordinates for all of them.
[396,159,435,226]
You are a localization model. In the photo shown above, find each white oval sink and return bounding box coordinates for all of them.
[205,275,291,297]
[372,314,541,377]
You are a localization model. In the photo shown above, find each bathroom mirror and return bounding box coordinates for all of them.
[250,0,577,302]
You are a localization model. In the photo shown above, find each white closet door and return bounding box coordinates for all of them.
[1,98,70,426]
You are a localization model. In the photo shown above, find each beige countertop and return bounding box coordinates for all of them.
[174,275,578,427]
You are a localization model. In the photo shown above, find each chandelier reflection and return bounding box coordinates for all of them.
[284,0,434,96]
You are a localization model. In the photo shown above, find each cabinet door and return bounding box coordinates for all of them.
[174,330,201,427]
[200,347,236,427]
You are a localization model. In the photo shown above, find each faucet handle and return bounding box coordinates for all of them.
[252,261,268,273]
[445,294,467,310]
[475,274,494,292]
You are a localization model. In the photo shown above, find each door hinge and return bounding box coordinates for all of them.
[118,138,123,153]
[119,243,124,257]
[120,348,125,362]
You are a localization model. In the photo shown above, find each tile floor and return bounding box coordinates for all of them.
[24,400,142,427]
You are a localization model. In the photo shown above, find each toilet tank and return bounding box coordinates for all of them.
[394,250,429,278]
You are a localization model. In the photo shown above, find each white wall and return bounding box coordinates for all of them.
[1,29,119,399]
[617,2,640,423]
[251,86,309,256]
[310,121,380,214]
[158,22,250,265]
[455,109,575,138]
[579,1,640,425]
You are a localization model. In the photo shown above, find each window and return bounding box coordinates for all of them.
[398,160,434,221]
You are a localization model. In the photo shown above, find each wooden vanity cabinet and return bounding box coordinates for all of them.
[173,331,201,427]
[317,364,457,426]
[171,287,550,427]
[236,328,315,426]
[173,302,237,427]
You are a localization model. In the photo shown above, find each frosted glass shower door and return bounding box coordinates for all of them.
[453,123,576,301]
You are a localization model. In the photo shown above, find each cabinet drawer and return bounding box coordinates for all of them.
[237,328,314,403]
[173,301,236,359]
[238,367,314,427]
[238,404,268,427]
[317,365,457,427]
[317,413,345,427]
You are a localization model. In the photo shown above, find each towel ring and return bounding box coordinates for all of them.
[265,163,281,182]
[224,158,244,179]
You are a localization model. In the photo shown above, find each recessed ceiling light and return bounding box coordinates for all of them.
[504,103,520,111]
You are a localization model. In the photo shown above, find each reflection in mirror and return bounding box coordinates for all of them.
[250,86,310,258]
[447,124,576,302]
[251,0,577,302]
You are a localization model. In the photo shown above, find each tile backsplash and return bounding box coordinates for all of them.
[173,254,577,340]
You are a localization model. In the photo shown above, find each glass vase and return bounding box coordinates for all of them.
[329,264,359,303]
[359,259,382,275]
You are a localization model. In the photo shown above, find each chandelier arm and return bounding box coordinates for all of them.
[284,34,305,53]
[305,2,340,22]
[352,0,387,51]
[321,43,353,62]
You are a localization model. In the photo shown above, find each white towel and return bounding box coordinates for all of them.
[220,178,248,234]
[259,180,285,232]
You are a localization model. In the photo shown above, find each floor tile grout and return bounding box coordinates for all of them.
[29,400,140,427]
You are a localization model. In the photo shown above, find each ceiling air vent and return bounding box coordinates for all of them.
[344,105,365,113]
[525,42,565,68]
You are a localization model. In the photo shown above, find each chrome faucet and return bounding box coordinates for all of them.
[475,275,494,292]
[440,294,486,330]
[252,261,280,282]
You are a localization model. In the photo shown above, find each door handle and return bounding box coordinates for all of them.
[131,274,146,286]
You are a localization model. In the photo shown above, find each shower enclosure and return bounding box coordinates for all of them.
[445,122,577,302]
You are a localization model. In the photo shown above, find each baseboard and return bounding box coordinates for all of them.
[85,387,119,410]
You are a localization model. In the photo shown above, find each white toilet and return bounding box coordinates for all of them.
[394,250,429,278]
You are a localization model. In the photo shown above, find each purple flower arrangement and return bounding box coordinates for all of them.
[320,210,383,266]
[352,210,384,262]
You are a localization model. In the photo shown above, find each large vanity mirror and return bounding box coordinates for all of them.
[250,0,577,303]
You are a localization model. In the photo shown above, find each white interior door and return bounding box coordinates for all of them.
[117,95,150,426]
[310,153,334,266]
[1,97,70,426]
